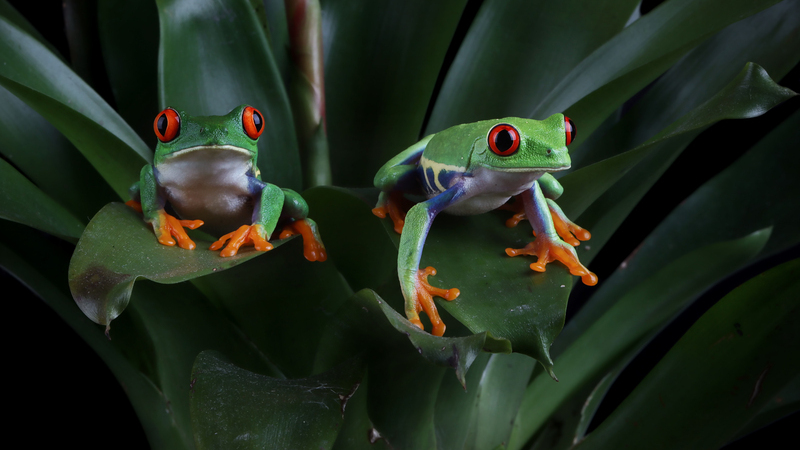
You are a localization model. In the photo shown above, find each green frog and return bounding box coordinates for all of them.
[373,114,595,336]
[127,105,326,261]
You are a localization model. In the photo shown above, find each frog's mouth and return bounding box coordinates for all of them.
[167,144,255,158]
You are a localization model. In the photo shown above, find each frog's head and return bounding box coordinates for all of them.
[471,114,575,172]
[152,104,264,165]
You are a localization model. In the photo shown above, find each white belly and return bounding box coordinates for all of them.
[156,148,257,235]
[440,168,544,216]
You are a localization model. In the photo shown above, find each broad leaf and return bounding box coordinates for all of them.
[0,12,151,198]
[156,0,301,190]
[507,229,770,449]
[0,158,84,241]
[190,351,362,449]
[321,0,467,186]
[577,259,800,449]
[68,203,284,326]
[559,108,800,356]
[426,0,639,134]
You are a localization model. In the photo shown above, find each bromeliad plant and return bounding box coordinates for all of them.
[2,0,799,448]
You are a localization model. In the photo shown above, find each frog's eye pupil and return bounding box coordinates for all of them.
[156,115,168,135]
[488,124,520,156]
[243,106,265,139]
[564,116,576,145]
[153,108,180,142]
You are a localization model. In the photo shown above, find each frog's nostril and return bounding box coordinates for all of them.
[547,149,552,155]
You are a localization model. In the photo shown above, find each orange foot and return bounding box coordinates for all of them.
[125,200,143,213]
[151,210,203,250]
[506,238,598,286]
[278,219,327,262]
[210,224,273,257]
[372,191,412,234]
[408,267,460,337]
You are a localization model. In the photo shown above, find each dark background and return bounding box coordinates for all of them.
[3,0,797,447]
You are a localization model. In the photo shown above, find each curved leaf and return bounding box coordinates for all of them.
[435,352,535,450]
[190,351,362,449]
[571,0,800,169]
[0,85,113,220]
[558,63,795,252]
[528,0,781,118]
[0,158,84,241]
[507,229,770,449]
[0,13,151,198]
[156,0,301,190]
[322,0,467,185]
[97,0,160,142]
[577,259,800,449]
[425,0,639,134]
[68,203,286,326]
[559,108,800,355]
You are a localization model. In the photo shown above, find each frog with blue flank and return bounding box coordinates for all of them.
[373,114,596,336]
[127,105,326,261]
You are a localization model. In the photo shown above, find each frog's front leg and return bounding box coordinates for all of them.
[135,165,204,250]
[505,182,597,286]
[210,183,283,257]
[398,184,465,336]
[504,174,591,246]
[276,188,327,262]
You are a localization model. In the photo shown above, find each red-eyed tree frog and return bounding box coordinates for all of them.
[127,105,326,261]
[373,114,596,336]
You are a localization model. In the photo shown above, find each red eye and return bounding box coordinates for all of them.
[154,108,180,142]
[564,116,576,145]
[242,106,264,139]
[488,124,520,156]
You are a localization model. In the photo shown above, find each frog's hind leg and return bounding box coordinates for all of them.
[373,135,432,234]
[505,182,597,286]
[277,188,327,262]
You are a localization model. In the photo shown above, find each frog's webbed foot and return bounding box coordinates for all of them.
[147,209,203,250]
[210,223,273,257]
[278,218,328,262]
[406,267,460,337]
[506,237,598,286]
[372,191,412,234]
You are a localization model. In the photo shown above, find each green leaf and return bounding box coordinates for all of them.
[577,259,800,449]
[0,12,151,199]
[529,0,782,118]
[425,0,639,133]
[507,229,770,449]
[435,352,536,450]
[303,186,396,292]
[156,0,301,190]
[97,0,160,142]
[0,158,84,241]
[120,281,285,448]
[190,351,362,449]
[570,0,800,167]
[558,63,796,249]
[67,203,283,326]
[332,376,391,450]
[558,108,800,357]
[322,0,467,186]
[314,289,511,388]
[0,86,113,220]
